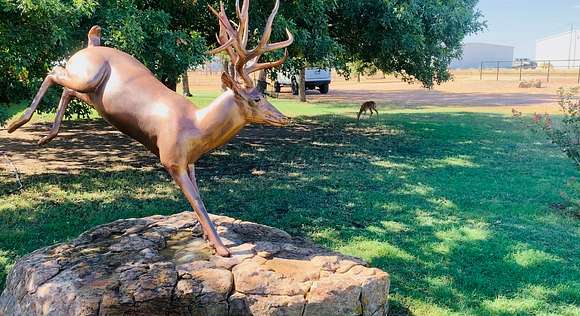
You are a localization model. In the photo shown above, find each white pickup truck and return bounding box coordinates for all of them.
[274,68,331,95]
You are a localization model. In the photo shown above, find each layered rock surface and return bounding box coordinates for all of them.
[0,212,390,316]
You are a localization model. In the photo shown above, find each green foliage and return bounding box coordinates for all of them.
[330,0,485,88]
[98,0,207,89]
[233,0,485,87]
[531,88,580,168]
[1,0,483,112]
[0,0,97,102]
[526,87,580,217]
[0,0,208,109]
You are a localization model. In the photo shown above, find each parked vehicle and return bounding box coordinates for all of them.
[274,68,331,95]
[513,58,538,69]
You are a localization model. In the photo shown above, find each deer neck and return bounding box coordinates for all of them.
[195,90,248,151]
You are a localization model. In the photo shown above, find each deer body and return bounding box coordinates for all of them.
[7,0,293,257]
[357,101,379,120]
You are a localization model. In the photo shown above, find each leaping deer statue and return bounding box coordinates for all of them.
[6,0,293,257]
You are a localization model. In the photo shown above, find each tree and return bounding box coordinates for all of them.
[223,0,484,101]
[0,0,97,103]
[1,0,484,108]
[209,0,343,102]
[330,0,485,88]
[95,0,207,90]
[0,0,208,111]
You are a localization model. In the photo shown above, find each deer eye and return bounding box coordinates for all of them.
[253,97,261,103]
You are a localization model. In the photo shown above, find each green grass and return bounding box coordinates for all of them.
[1,93,579,315]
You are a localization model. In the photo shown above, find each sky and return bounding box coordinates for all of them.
[465,0,580,58]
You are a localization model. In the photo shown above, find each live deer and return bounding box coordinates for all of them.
[6,0,293,257]
[357,101,379,120]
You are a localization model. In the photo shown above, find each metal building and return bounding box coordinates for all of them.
[536,29,580,67]
[450,42,514,69]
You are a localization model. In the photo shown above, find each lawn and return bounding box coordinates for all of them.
[1,93,579,315]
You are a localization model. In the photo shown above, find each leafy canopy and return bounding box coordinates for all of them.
[0,0,484,111]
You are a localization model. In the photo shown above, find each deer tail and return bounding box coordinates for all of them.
[87,25,102,48]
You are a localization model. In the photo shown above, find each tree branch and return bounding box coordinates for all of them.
[1,151,23,194]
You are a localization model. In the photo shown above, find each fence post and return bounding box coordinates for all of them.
[519,61,523,81]
[547,62,551,83]
[578,64,580,84]
[480,62,483,80]
[496,61,500,81]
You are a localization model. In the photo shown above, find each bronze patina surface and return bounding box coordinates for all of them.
[7,0,293,257]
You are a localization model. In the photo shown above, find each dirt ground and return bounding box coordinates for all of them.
[185,70,576,114]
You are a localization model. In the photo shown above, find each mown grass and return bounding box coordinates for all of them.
[1,93,579,315]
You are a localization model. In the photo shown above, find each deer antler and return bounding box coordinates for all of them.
[208,0,294,88]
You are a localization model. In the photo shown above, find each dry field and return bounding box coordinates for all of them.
[184,69,578,115]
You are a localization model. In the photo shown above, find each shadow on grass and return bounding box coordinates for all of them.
[1,113,578,315]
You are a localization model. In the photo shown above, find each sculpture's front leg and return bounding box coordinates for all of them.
[165,164,231,257]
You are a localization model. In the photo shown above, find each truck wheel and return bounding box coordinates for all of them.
[274,82,281,93]
[319,84,329,94]
[291,78,299,95]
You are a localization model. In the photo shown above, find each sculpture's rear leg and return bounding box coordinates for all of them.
[37,88,74,145]
[7,64,108,133]
[164,162,231,257]
[7,70,60,133]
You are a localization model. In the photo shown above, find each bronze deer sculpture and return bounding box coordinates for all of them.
[6,0,293,257]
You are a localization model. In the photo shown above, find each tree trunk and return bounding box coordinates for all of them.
[229,63,235,80]
[257,69,267,94]
[222,58,229,91]
[162,76,178,91]
[357,73,361,82]
[299,67,306,102]
[182,71,192,97]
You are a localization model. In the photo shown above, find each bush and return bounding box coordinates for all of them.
[533,87,580,167]
[519,87,580,216]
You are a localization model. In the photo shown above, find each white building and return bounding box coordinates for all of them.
[450,42,514,69]
[536,30,580,67]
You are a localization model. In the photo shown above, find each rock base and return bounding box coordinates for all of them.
[0,212,390,316]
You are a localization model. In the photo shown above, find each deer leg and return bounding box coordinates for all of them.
[188,165,209,241]
[7,69,61,133]
[37,88,73,146]
[166,164,231,257]
[357,108,364,120]
[7,65,104,133]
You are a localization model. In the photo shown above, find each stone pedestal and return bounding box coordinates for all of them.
[0,212,390,316]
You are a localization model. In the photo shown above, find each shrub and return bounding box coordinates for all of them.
[541,88,580,167]
[519,87,580,216]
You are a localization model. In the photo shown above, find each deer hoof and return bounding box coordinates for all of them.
[214,245,231,257]
[37,134,55,146]
[7,119,26,133]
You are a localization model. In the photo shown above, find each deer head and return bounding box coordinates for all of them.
[208,0,293,127]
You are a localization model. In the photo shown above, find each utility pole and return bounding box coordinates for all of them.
[569,24,574,68]
[571,30,578,67]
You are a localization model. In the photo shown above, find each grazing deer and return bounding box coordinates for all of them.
[6,0,293,257]
[357,101,379,120]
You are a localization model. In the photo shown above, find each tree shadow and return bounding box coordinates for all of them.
[1,113,578,315]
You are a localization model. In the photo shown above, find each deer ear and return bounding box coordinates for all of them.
[221,72,241,94]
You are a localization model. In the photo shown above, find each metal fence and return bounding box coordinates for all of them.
[479,59,580,83]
